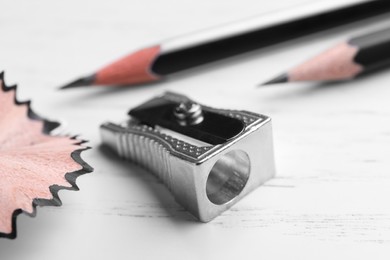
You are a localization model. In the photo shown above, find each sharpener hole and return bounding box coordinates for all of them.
[206,150,250,205]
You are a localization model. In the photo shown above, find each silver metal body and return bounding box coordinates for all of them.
[100,92,275,222]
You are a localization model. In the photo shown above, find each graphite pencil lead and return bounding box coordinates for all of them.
[259,73,288,87]
[59,74,96,90]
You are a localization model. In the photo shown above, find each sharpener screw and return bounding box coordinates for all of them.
[174,101,204,126]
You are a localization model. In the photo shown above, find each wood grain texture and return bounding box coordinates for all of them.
[1,0,390,259]
[95,45,161,85]
[289,42,363,81]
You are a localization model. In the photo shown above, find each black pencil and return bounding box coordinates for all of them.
[261,27,390,85]
[60,0,390,89]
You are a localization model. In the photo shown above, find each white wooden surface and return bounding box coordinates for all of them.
[1,0,390,259]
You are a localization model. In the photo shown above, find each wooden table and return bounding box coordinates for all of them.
[1,0,390,258]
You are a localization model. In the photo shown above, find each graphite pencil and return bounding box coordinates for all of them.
[60,0,390,89]
[261,27,390,85]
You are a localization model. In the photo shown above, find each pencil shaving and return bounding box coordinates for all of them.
[0,73,93,239]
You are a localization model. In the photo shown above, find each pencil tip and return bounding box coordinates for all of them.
[259,73,288,87]
[59,74,96,90]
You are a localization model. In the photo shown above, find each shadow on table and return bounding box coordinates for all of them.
[60,79,164,102]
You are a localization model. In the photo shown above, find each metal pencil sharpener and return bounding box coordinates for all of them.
[100,92,275,222]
